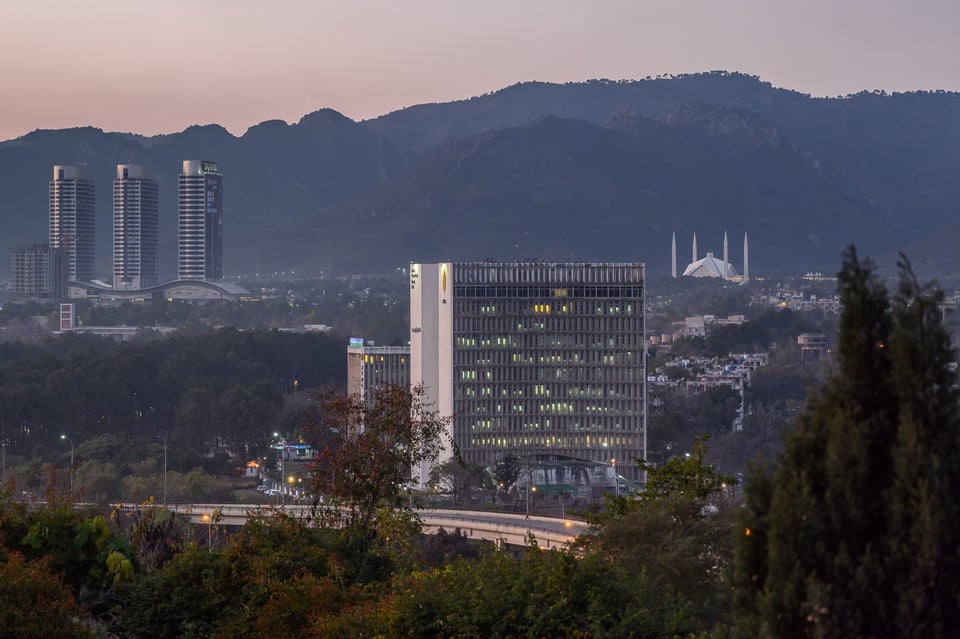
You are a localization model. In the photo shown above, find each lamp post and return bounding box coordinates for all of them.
[1,439,8,484]
[611,458,619,497]
[274,432,285,503]
[525,456,531,518]
[60,434,74,495]
[202,513,211,549]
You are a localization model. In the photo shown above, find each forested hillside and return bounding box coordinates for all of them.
[1,72,957,278]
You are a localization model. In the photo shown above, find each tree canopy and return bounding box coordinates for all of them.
[306,384,450,529]
[733,248,960,638]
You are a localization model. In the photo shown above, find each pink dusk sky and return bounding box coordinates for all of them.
[1,0,957,142]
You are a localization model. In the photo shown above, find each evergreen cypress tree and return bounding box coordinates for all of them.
[886,259,960,638]
[732,248,960,638]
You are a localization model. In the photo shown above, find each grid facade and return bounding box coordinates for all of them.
[347,343,411,406]
[49,166,95,282]
[113,165,159,290]
[8,244,60,298]
[412,261,646,481]
[178,160,223,281]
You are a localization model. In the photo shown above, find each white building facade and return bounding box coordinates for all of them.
[113,165,159,290]
[178,160,223,281]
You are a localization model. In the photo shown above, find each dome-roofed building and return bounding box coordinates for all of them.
[682,252,739,278]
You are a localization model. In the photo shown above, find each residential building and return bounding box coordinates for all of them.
[410,261,647,482]
[49,165,95,282]
[8,244,62,299]
[178,160,223,280]
[113,165,159,290]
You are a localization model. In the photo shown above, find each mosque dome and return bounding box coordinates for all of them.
[682,252,739,278]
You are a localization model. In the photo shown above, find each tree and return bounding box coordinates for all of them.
[174,387,216,452]
[219,380,283,456]
[885,259,960,637]
[579,437,738,631]
[0,550,92,638]
[430,458,491,505]
[733,249,960,638]
[638,436,735,503]
[493,454,521,492]
[306,384,450,529]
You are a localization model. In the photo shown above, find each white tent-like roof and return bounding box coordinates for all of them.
[682,252,739,279]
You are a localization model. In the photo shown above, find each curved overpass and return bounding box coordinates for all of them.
[117,503,590,548]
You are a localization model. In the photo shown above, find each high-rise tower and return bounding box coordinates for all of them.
[178,160,223,281]
[410,261,646,483]
[49,165,95,282]
[113,165,159,290]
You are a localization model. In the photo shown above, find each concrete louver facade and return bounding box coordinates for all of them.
[410,261,647,483]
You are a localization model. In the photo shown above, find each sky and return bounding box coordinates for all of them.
[0,0,957,141]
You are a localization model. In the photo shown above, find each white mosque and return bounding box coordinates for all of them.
[671,231,749,281]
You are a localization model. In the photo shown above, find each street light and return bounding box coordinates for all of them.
[525,457,531,518]
[201,513,212,548]
[611,458,619,497]
[274,432,285,502]
[60,435,74,495]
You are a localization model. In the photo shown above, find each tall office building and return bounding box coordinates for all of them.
[113,165,159,290]
[411,261,646,482]
[178,160,223,281]
[49,165,95,282]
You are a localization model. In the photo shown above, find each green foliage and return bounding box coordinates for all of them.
[307,384,450,529]
[493,454,521,489]
[376,549,698,639]
[579,438,738,631]
[639,437,736,503]
[0,549,93,638]
[115,504,189,572]
[430,457,492,505]
[0,485,135,610]
[109,512,392,639]
[649,387,741,458]
[0,328,345,459]
[733,249,960,638]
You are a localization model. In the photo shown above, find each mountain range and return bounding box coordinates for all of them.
[1,71,957,280]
